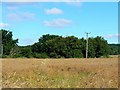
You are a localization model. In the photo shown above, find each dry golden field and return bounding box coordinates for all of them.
[1,58,118,88]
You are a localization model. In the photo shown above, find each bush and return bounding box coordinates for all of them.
[1,55,7,58]
[100,55,110,58]
[34,53,49,58]
[71,49,83,58]
[12,54,24,58]
[20,47,33,58]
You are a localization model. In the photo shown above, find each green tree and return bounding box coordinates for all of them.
[32,35,84,58]
[109,44,120,55]
[19,46,33,58]
[88,38,96,58]
[94,36,110,58]
[79,38,86,58]
[1,29,18,55]
[9,46,21,58]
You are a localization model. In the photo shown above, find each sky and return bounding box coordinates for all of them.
[0,2,119,46]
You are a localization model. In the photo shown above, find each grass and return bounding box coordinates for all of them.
[2,58,118,88]
[2,71,90,88]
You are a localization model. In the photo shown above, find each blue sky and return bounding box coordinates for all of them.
[1,2,118,46]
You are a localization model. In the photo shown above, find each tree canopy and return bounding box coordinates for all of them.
[1,29,18,56]
[1,29,119,58]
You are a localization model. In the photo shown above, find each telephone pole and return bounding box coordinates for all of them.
[85,32,91,58]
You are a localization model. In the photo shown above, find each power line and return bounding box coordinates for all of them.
[85,32,91,58]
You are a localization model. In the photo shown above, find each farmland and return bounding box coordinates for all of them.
[2,58,118,88]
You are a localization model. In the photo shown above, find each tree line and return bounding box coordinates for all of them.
[0,29,119,58]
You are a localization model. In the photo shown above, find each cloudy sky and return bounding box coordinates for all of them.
[1,2,118,46]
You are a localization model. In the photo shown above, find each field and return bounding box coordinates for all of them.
[2,58,118,88]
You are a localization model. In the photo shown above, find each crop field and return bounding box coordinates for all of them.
[1,58,118,88]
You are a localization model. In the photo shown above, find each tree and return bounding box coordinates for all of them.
[1,29,18,55]
[39,34,59,43]
[17,46,33,58]
[94,36,110,58]
[79,38,86,58]
[1,30,112,58]
[10,45,21,58]
[109,44,120,55]
[88,38,96,58]
[32,35,84,58]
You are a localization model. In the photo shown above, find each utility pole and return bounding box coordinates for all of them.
[85,32,91,58]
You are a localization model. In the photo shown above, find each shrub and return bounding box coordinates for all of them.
[34,53,49,58]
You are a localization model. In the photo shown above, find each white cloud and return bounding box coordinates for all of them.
[45,8,63,15]
[105,34,120,38]
[0,23,10,28]
[43,18,72,28]
[7,12,36,21]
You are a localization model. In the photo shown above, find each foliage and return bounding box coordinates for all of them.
[1,29,18,55]
[109,44,120,55]
[1,29,114,58]
[19,46,33,58]
[33,53,49,58]
[93,36,110,58]
[32,34,110,58]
